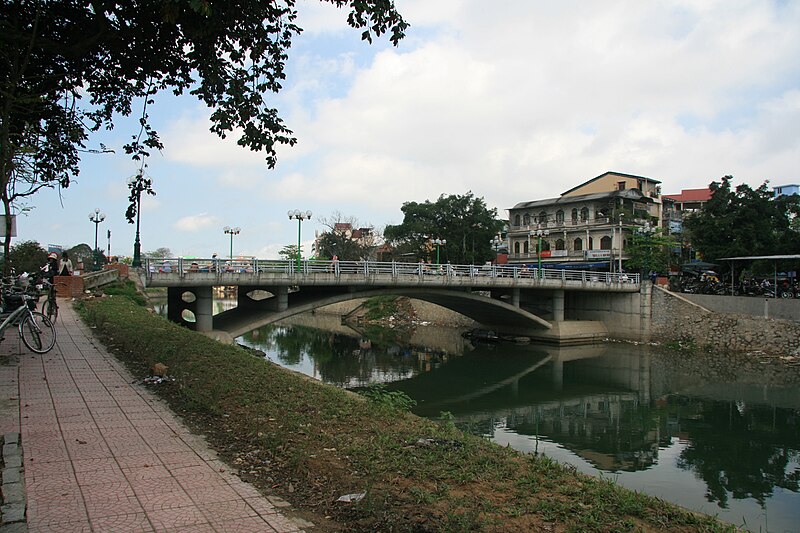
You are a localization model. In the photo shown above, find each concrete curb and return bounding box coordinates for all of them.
[0,432,26,532]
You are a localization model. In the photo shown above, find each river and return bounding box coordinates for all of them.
[236,314,800,533]
[155,296,800,531]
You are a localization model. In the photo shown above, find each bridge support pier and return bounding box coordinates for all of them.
[195,287,213,332]
[273,286,289,311]
[552,290,564,322]
[512,288,520,308]
[167,288,183,325]
[167,286,213,332]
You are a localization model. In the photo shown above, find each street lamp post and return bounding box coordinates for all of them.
[223,226,241,260]
[288,210,312,272]
[432,238,446,264]
[535,229,549,279]
[126,174,147,267]
[618,213,625,273]
[88,208,106,271]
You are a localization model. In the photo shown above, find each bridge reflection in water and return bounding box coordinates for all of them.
[239,318,800,532]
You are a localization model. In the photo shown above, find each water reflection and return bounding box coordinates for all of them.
[238,318,800,531]
[239,319,456,388]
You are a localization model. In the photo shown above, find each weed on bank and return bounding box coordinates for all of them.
[79,290,734,532]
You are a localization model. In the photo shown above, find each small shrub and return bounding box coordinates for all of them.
[358,383,416,411]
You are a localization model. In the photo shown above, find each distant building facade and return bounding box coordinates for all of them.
[661,188,712,213]
[506,171,661,270]
[773,184,800,198]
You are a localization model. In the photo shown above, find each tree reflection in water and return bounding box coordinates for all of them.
[239,324,452,387]
[672,398,800,508]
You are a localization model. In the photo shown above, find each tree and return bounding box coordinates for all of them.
[0,1,408,263]
[684,177,800,273]
[146,247,172,259]
[384,192,505,264]
[67,243,93,271]
[623,228,674,275]
[279,245,300,262]
[3,240,47,274]
[315,212,378,260]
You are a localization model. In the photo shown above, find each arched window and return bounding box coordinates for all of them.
[580,207,589,221]
[514,241,520,254]
[588,236,594,250]
[523,241,529,254]
[574,238,583,251]
[555,239,565,250]
[514,214,521,226]
[600,236,612,250]
[522,213,531,226]
[539,211,548,224]
[571,209,578,223]
[556,210,564,224]
[541,240,550,251]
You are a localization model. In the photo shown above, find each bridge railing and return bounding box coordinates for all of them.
[144,258,640,285]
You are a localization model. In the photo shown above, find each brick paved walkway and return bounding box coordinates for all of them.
[0,302,309,532]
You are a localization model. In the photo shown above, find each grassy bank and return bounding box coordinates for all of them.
[79,289,733,532]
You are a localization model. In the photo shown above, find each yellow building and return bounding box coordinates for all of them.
[506,171,662,270]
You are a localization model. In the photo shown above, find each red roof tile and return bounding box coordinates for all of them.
[662,188,712,202]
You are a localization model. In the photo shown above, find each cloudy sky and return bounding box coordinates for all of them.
[16,0,800,260]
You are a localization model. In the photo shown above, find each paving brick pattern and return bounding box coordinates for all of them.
[0,302,306,532]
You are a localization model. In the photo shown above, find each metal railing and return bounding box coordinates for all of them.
[144,258,640,285]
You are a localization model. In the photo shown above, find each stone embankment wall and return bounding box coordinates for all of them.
[650,286,800,356]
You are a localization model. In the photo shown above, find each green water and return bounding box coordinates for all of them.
[238,319,800,532]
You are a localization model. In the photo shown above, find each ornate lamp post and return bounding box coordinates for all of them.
[432,238,447,264]
[88,208,106,271]
[126,173,149,267]
[288,210,312,272]
[535,229,549,279]
[223,226,241,260]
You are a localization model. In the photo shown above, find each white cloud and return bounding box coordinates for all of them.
[30,1,797,261]
[173,213,222,233]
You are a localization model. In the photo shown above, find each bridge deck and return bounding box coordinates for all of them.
[145,258,641,292]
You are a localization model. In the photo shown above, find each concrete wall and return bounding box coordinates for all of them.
[651,287,800,356]
[82,268,119,290]
[565,285,648,340]
[677,293,800,322]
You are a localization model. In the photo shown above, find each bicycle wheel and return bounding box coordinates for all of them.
[19,311,56,354]
[43,298,58,322]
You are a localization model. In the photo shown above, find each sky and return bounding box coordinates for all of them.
[15,0,800,260]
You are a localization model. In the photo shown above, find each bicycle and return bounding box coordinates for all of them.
[38,278,58,322]
[0,292,56,353]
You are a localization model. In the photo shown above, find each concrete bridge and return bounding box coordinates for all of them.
[143,258,649,344]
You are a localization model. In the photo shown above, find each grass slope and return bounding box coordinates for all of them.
[79,290,734,532]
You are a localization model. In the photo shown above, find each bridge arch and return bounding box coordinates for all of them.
[213,288,552,339]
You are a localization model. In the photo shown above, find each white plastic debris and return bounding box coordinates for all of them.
[337,492,366,503]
